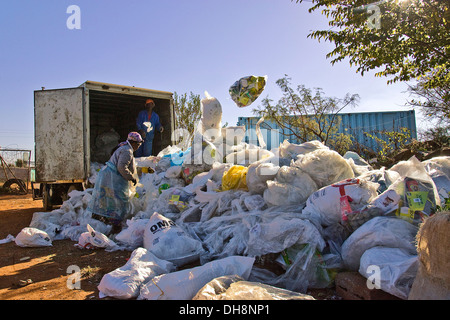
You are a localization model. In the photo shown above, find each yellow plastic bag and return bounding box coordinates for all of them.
[222,165,248,191]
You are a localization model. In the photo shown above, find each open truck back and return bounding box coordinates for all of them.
[34,81,174,210]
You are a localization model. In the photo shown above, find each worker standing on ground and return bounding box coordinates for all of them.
[135,99,164,157]
[88,132,143,234]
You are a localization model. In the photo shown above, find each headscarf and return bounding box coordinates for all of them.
[118,132,143,147]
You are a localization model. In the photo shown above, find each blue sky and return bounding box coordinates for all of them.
[0,0,416,153]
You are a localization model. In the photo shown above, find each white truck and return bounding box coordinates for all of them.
[34,81,175,210]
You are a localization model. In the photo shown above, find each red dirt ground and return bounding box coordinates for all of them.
[0,193,337,300]
[0,193,132,300]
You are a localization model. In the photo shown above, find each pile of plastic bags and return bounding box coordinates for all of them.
[8,91,450,300]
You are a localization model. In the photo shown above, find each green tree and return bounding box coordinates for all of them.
[364,127,413,163]
[173,91,201,141]
[253,75,359,148]
[295,0,450,89]
[15,159,23,167]
[406,77,450,126]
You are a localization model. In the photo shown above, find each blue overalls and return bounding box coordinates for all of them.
[135,110,162,157]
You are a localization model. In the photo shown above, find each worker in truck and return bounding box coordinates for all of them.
[88,132,143,234]
[135,98,164,157]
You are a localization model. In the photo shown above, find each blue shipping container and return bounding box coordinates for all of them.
[237,110,417,152]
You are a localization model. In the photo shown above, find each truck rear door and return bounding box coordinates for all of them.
[34,87,86,182]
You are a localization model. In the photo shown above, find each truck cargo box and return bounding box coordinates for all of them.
[34,81,175,209]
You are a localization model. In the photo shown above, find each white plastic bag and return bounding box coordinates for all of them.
[193,276,315,300]
[138,256,255,300]
[279,140,327,160]
[246,156,282,194]
[97,247,175,299]
[115,218,149,249]
[293,148,355,188]
[246,216,325,257]
[359,246,418,300]
[243,194,266,211]
[199,91,222,134]
[76,224,118,250]
[341,216,419,271]
[302,178,379,227]
[15,227,52,247]
[389,156,441,214]
[165,166,182,179]
[143,212,204,266]
[263,166,318,206]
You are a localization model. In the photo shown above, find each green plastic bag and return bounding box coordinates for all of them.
[229,75,267,108]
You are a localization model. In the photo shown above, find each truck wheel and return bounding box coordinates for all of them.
[3,179,27,195]
[43,185,53,211]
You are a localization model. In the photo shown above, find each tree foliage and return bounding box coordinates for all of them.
[173,91,201,138]
[364,127,412,163]
[406,78,450,126]
[295,0,450,89]
[252,75,359,148]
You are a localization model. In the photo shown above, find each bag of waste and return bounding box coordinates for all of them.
[15,227,52,247]
[192,275,245,300]
[165,165,182,178]
[143,212,204,267]
[229,75,267,108]
[346,158,373,177]
[357,167,401,193]
[221,165,248,191]
[199,91,223,133]
[93,128,120,163]
[89,162,105,185]
[76,224,118,251]
[249,242,323,293]
[341,216,419,271]
[243,194,267,211]
[28,211,63,240]
[246,216,325,257]
[138,255,255,300]
[98,247,175,299]
[422,156,450,179]
[0,234,15,244]
[293,147,355,188]
[279,139,327,160]
[115,218,149,249]
[302,178,379,227]
[344,151,371,167]
[345,188,402,232]
[263,181,304,207]
[389,157,441,217]
[157,145,182,158]
[193,275,315,300]
[166,188,194,213]
[359,246,418,300]
[225,148,273,166]
[263,166,318,207]
[246,156,283,194]
[422,156,450,205]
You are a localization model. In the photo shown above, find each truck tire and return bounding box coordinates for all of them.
[43,185,53,211]
[3,179,27,195]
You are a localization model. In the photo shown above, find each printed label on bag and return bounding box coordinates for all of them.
[149,219,176,234]
[340,195,353,221]
[406,191,428,211]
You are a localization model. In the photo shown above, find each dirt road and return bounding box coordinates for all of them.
[0,193,131,300]
[0,193,337,300]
